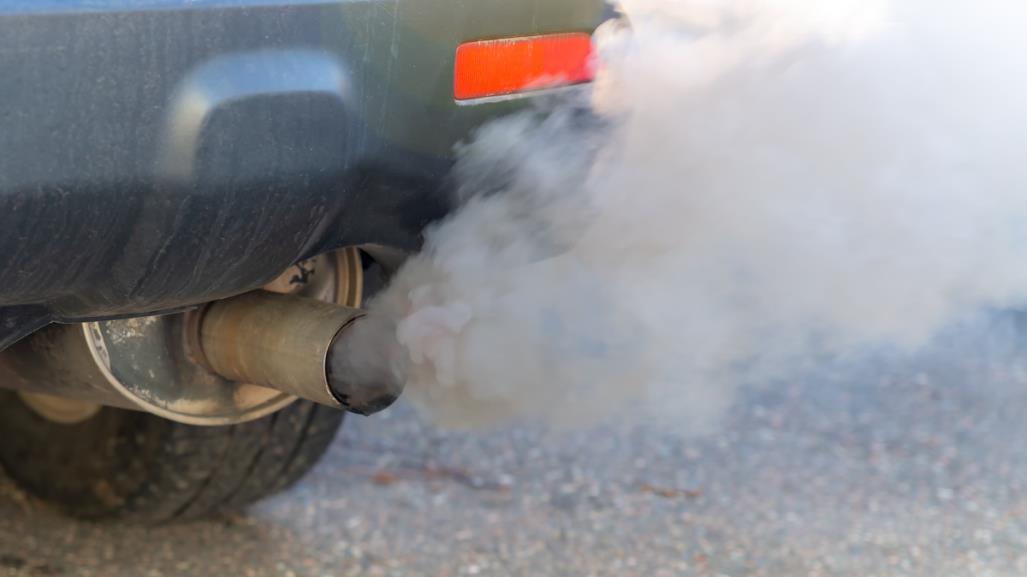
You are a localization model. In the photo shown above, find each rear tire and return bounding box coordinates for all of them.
[0,391,344,523]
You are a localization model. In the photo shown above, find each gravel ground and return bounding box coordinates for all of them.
[4,321,1027,576]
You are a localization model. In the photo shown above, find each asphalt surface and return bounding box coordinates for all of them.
[3,319,1027,576]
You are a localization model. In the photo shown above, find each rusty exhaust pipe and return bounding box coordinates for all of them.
[198,291,403,416]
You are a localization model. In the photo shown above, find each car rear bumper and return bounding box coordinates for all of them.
[0,0,610,348]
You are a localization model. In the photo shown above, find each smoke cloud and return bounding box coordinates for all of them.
[360,0,1027,430]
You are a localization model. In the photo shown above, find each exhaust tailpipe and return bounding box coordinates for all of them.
[199,291,403,416]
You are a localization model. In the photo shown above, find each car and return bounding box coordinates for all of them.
[0,0,613,522]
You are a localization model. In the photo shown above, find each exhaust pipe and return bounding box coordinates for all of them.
[0,290,402,424]
[0,249,401,424]
[198,291,403,416]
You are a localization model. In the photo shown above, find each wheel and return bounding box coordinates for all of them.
[0,390,344,522]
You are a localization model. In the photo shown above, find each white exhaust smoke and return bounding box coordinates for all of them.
[359,0,1027,429]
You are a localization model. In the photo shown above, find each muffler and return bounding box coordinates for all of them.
[198,291,402,416]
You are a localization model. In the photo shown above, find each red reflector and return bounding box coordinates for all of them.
[454,33,595,101]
